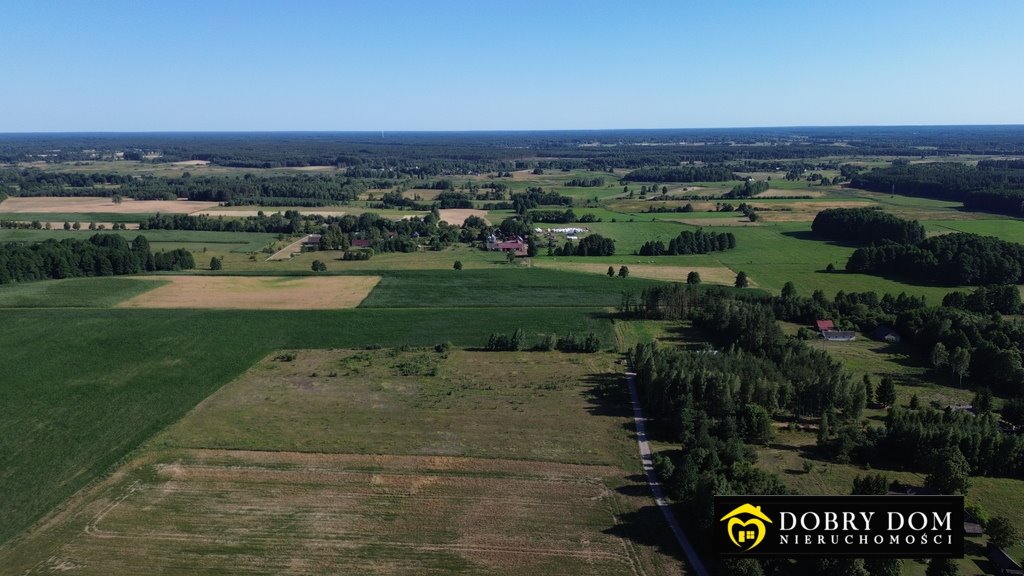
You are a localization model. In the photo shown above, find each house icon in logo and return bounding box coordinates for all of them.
[720,503,773,551]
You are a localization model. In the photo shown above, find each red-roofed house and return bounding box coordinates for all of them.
[351,239,373,248]
[486,235,529,257]
[815,320,835,332]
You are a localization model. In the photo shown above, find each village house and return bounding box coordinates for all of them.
[486,235,529,257]
[815,320,855,342]
[300,234,322,252]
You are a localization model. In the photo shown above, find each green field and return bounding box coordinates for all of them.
[0,306,614,546]
[0,277,168,308]
[359,268,664,308]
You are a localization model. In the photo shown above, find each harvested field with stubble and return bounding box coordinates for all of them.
[0,196,218,214]
[116,275,381,309]
[0,349,683,575]
[535,261,741,286]
[438,208,489,226]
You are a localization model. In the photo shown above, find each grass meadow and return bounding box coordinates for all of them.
[0,349,683,575]
[0,305,614,547]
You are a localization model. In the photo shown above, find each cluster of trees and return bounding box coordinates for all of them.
[942,284,1022,314]
[563,177,604,187]
[0,168,133,194]
[549,234,615,256]
[340,250,372,261]
[897,306,1024,397]
[484,329,600,353]
[721,179,769,199]
[851,162,1024,217]
[847,233,1024,285]
[0,234,193,284]
[3,172,370,204]
[621,165,736,183]
[644,203,695,213]
[527,209,600,224]
[637,229,736,256]
[510,187,572,213]
[434,191,474,209]
[811,208,926,245]
[141,211,472,255]
[873,408,1024,479]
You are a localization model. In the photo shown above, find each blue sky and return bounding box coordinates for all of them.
[1,0,1022,131]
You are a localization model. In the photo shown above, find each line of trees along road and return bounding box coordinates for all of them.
[0,234,194,284]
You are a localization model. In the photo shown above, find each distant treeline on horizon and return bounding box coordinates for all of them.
[2,125,1023,172]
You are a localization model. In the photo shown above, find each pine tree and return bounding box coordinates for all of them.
[877,377,897,407]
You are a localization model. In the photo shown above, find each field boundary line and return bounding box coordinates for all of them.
[625,368,709,576]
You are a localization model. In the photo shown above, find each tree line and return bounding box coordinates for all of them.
[621,165,736,183]
[549,234,615,256]
[563,177,605,187]
[851,162,1024,217]
[847,232,1024,285]
[0,234,194,284]
[637,229,736,256]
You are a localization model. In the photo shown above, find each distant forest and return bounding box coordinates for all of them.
[3,126,1024,173]
[851,161,1024,217]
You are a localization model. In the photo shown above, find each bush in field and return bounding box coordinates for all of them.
[486,328,525,351]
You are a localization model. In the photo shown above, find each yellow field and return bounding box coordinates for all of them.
[0,197,217,214]
[535,261,743,286]
[116,275,381,309]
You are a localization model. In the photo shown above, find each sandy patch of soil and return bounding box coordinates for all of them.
[116,275,381,309]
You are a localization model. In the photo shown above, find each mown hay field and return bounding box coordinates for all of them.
[116,275,381,309]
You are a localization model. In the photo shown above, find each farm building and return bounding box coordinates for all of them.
[963,510,984,537]
[815,320,835,332]
[871,325,902,343]
[351,239,373,249]
[821,330,856,342]
[300,234,322,252]
[486,235,529,257]
[987,545,1024,576]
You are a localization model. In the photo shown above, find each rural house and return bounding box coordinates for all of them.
[486,235,529,257]
[300,234,322,252]
[815,320,835,332]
